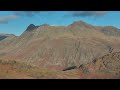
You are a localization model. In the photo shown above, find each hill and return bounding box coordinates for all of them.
[0,34,16,41]
[0,20,120,79]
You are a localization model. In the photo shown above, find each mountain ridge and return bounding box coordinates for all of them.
[0,34,16,41]
[0,20,120,72]
[21,20,120,38]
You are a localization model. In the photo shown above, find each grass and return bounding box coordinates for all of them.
[0,59,81,79]
[0,59,119,79]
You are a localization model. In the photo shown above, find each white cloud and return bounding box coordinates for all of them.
[0,15,18,24]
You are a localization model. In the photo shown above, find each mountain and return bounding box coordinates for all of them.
[25,24,38,32]
[0,20,120,73]
[0,34,16,41]
[69,20,94,29]
[0,34,17,53]
[97,26,120,37]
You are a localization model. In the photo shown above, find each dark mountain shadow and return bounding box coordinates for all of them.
[0,36,8,41]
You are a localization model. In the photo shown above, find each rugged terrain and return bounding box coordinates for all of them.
[0,20,120,79]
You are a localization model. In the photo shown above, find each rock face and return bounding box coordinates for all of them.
[0,20,120,71]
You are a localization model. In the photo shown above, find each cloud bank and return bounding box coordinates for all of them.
[70,11,109,17]
[13,11,46,17]
[13,11,109,18]
[0,15,18,24]
[0,11,110,24]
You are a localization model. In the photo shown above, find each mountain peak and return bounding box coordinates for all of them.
[71,20,88,25]
[26,24,38,32]
[69,20,93,29]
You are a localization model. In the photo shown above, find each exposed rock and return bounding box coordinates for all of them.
[79,51,120,76]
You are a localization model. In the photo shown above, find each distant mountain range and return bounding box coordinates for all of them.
[0,20,120,77]
[0,34,16,41]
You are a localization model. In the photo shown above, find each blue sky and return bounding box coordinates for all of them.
[0,11,120,36]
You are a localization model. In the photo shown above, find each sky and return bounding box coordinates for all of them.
[0,11,120,36]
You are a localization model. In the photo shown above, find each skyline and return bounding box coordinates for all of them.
[0,11,120,36]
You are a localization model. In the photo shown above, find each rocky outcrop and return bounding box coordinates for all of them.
[79,51,120,76]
